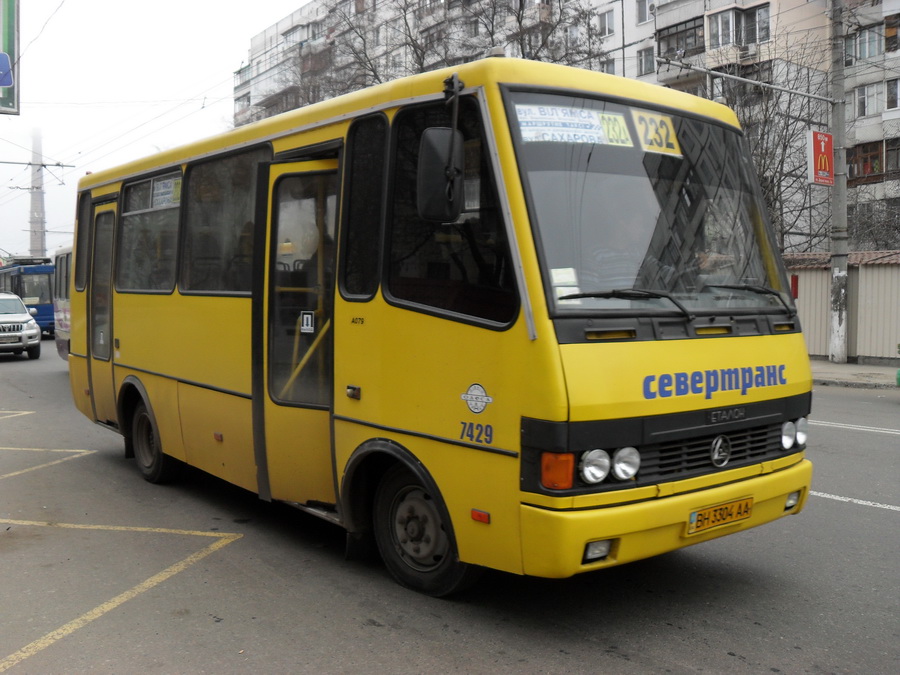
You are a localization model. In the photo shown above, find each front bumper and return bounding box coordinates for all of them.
[520,458,813,578]
[0,330,41,352]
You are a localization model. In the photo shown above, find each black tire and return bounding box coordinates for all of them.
[26,342,41,360]
[131,400,180,483]
[373,464,481,596]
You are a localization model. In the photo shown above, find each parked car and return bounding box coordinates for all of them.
[0,292,42,359]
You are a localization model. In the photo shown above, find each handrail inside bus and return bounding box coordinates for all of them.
[280,318,332,400]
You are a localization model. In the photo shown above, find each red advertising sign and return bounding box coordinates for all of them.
[808,130,834,187]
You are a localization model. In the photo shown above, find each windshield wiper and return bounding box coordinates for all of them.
[557,288,695,321]
[704,284,796,317]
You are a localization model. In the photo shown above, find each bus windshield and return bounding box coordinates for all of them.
[21,273,52,305]
[508,91,792,316]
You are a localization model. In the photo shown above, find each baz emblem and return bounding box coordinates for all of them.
[461,384,493,414]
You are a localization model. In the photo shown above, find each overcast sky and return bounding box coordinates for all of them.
[0,0,306,258]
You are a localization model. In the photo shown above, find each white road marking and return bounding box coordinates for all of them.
[810,491,900,512]
[809,420,900,436]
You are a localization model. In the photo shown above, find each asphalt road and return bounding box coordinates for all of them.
[1,344,898,674]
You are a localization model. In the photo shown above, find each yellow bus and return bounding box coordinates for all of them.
[69,56,812,596]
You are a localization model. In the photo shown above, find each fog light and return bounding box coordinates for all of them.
[583,539,613,562]
[580,449,610,484]
[795,417,808,446]
[781,420,797,450]
[785,491,801,510]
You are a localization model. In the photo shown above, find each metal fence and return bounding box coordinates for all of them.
[784,251,900,366]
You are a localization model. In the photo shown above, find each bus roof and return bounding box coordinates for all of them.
[77,57,741,192]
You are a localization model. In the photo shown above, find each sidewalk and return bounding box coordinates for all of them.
[810,359,899,389]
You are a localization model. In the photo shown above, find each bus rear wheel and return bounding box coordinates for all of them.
[373,465,480,596]
[131,401,180,484]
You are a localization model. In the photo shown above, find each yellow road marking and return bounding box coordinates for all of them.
[0,448,95,480]
[0,519,242,671]
[0,449,95,480]
[0,411,34,420]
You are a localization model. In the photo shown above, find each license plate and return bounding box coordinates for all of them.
[0,335,18,344]
[687,497,753,535]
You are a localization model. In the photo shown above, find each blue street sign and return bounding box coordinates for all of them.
[0,52,13,87]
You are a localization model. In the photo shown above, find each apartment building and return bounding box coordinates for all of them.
[844,0,900,249]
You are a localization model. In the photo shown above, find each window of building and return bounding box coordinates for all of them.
[711,61,772,104]
[658,18,705,58]
[887,138,900,172]
[599,59,614,75]
[599,10,615,38]
[709,5,770,48]
[284,27,302,46]
[847,141,883,179]
[887,14,898,52]
[856,84,878,117]
[887,78,899,110]
[637,0,652,24]
[849,27,883,61]
[709,10,739,48]
[117,172,182,292]
[181,147,272,293]
[638,47,655,76]
[743,5,770,44]
[387,99,517,324]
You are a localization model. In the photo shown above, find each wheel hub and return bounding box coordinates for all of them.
[392,488,449,570]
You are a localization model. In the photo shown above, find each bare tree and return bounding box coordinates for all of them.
[848,192,900,250]
[705,28,832,253]
[275,0,611,110]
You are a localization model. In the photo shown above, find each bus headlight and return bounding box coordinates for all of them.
[580,449,610,484]
[781,420,797,450]
[795,417,808,446]
[612,447,641,480]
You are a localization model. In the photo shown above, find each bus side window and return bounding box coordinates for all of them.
[341,114,388,298]
[74,193,92,292]
[387,99,517,325]
[117,173,181,292]
[181,147,271,294]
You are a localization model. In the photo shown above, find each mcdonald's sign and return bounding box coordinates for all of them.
[808,130,834,186]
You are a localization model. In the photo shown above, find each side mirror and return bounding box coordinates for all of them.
[29,307,38,317]
[417,127,464,222]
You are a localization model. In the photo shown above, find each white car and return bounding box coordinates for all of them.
[0,292,42,359]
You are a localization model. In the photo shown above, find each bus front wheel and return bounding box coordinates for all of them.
[131,401,180,484]
[373,464,480,596]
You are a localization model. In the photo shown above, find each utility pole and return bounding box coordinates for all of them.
[829,0,849,363]
[29,130,47,258]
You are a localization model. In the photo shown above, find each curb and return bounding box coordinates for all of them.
[812,378,896,390]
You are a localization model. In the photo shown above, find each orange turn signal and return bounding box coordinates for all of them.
[541,452,574,490]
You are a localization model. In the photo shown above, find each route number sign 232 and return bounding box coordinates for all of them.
[631,110,682,157]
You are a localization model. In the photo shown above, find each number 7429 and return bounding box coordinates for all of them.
[460,422,493,445]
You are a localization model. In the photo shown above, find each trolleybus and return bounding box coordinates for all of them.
[0,256,54,334]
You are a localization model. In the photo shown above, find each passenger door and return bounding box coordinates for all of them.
[87,204,119,425]
[257,161,339,504]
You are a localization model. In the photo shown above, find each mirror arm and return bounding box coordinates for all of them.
[442,73,465,201]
